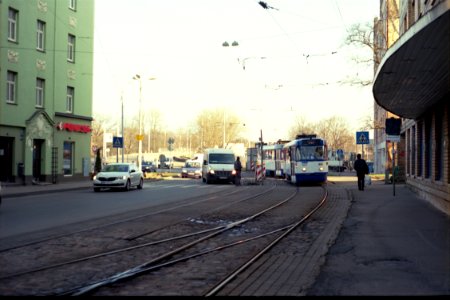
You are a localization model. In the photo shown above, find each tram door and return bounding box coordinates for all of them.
[33,139,44,181]
[292,145,299,184]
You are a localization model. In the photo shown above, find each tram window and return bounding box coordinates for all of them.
[315,147,323,158]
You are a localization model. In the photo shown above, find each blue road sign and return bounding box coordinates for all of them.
[336,149,344,156]
[356,131,369,145]
[112,136,123,148]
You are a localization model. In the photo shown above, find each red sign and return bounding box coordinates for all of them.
[56,122,91,133]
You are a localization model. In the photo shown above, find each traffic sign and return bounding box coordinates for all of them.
[356,131,370,145]
[135,134,144,141]
[112,136,123,148]
[386,135,400,142]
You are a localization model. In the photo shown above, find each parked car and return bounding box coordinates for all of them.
[93,163,144,192]
[181,160,202,179]
[142,160,157,175]
[158,156,174,169]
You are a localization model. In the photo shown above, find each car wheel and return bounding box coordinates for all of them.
[124,180,130,191]
[94,187,101,192]
[137,178,143,189]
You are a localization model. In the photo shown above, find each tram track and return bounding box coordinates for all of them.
[0,186,246,253]
[0,184,329,296]
[0,185,276,281]
[63,185,326,296]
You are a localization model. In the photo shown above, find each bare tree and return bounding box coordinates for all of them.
[90,113,116,156]
[315,116,354,151]
[288,116,316,140]
[195,108,243,149]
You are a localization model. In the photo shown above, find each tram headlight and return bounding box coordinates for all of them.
[232,170,237,175]
[319,167,324,171]
[302,167,307,172]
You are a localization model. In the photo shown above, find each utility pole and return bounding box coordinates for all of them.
[121,93,124,163]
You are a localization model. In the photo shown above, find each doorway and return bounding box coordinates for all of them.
[33,139,44,181]
[0,137,14,182]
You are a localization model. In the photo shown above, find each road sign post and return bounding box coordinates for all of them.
[112,137,124,163]
[356,131,370,159]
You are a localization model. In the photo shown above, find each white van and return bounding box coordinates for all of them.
[202,148,236,184]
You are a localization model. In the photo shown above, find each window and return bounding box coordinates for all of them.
[36,78,45,107]
[67,34,76,62]
[69,0,77,10]
[63,142,74,175]
[37,20,45,51]
[66,86,74,112]
[6,71,17,104]
[8,8,18,42]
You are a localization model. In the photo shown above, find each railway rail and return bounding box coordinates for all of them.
[0,183,331,296]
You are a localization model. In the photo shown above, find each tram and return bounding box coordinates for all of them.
[283,134,328,185]
[263,141,288,177]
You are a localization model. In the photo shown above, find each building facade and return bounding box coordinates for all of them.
[373,0,449,215]
[373,0,401,178]
[0,0,94,184]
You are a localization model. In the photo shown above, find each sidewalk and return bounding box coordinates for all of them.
[307,179,450,295]
[1,179,93,198]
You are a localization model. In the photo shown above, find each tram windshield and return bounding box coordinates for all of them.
[296,145,325,161]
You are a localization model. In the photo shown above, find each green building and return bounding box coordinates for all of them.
[0,0,94,184]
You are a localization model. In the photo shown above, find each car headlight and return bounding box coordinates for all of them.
[122,175,127,180]
[209,169,215,175]
[182,168,187,173]
[93,175,97,180]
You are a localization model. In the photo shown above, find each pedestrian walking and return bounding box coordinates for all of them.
[234,156,242,186]
[353,153,369,191]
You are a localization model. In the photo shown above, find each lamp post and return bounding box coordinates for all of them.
[133,74,143,170]
[133,74,156,170]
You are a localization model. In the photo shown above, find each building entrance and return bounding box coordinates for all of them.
[33,139,44,181]
[0,137,14,182]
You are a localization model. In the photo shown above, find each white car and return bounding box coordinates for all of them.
[93,163,144,192]
[181,161,202,179]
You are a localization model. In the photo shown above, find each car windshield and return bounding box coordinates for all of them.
[185,162,201,168]
[102,164,129,172]
[209,153,235,164]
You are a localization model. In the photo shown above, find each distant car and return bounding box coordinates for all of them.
[181,161,202,179]
[93,163,144,192]
[158,157,174,169]
[142,161,157,175]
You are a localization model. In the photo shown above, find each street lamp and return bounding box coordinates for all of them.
[133,74,156,170]
[222,40,239,47]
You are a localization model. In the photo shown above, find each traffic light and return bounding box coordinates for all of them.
[385,118,401,135]
[167,137,175,151]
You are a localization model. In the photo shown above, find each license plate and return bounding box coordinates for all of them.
[219,177,227,179]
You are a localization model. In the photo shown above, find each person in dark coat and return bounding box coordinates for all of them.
[234,156,242,186]
[353,153,369,191]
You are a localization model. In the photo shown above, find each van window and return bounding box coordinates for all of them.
[209,153,234,164]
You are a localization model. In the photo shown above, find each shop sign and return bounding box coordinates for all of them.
[56,122,92,133]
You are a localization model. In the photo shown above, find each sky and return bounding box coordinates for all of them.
[92,0,379,143]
